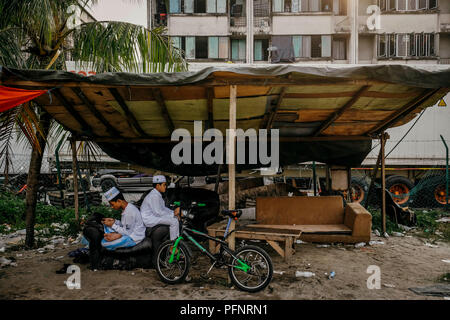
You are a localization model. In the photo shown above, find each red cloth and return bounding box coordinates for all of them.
[0,85,48,112]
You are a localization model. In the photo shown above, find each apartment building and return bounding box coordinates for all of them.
[148,0,450,64]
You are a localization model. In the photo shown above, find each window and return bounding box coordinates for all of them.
[231,39,246,60]
[377,34,387,57]
[254,0,270,16]
[418,0,427,9]
[230,0,245,16]
[311,36,322,58]
[171,36,228,59]
[379,0,438,11]
[396,34,409,57]
[339,0,347,15]
[388,34,396,57]
[377,33,436,58]
[170,0,226,13]
[254,39,269,61]
[273,0,331,13]
[291,35,331,59]
[322,0,333,11]
[332,38,346,60]
[409,33,416,56]
[388,0,396,10]
[397,0,407,10]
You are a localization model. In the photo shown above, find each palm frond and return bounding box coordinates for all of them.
[70,21,187,73]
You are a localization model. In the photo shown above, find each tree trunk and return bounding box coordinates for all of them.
[24,112,51,248]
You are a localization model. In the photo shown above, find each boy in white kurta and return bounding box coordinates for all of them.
[102,187,146,250]
[140,175,180,240]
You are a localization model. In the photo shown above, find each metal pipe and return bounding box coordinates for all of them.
[440,135,449,211]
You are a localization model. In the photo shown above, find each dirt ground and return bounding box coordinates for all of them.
[0,232,449,300]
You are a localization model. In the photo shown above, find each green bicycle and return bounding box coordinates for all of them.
[155,201,273,293]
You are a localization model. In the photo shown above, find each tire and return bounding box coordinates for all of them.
[385,175,414,207]
[349,177,369,204]
[155,239,191,285]
[100,178,116,192]
[414,175,448,208]
[228,245,273,293]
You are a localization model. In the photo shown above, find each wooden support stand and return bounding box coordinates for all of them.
[207,222,301,262]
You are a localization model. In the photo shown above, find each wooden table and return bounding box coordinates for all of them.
[207,222,302,262]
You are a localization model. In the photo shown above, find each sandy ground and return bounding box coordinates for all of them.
[0,232,449,300]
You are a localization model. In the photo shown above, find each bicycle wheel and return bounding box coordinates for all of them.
[228,245,273,293]
[155,239,191,284]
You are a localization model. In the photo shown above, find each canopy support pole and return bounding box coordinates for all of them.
[71,137,79,221]
[228,85,237,251]
[381,132,387,236]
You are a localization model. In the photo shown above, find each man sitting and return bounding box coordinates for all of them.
[102,187,146,250]
[140,175,180,241]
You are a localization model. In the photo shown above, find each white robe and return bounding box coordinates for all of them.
[140,188,179,240]
[111,203,146,243]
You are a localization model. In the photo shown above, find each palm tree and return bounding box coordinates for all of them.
[0,0,187,247]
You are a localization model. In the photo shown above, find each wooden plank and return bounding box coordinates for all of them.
[246,224,350,233]
[71,139,79,221]
[267,240,285,258]
[285,237,293,261]
[108,88,149,137]
[313,85,370,136]
[72,88,122,137]
[228,85,237,251]
[152,88,175,132]
[263,87,287,130]
[53,89,93,135]
[381,132,387,235]
[86,135,372,144]
[367,89,440,135]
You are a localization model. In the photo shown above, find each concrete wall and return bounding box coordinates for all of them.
[168,15,229,36]
[358,35,374,62]
[272,15,334,35]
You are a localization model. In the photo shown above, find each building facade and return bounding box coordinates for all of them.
[148,0,450,65]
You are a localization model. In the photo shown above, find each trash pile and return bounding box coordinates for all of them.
[0,223,84,269]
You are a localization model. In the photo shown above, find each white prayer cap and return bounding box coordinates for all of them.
[153,175,166,184]
[104,186,120,201]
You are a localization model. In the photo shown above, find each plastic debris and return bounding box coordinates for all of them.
[0,247,5,253]
[328,271,336,279]
[374,229,381,237]
[316,244,330,248]
[383,232,389,238]
[43,244,55,250]
[295,271,315,278]
[398,224,412,232]
[0,257,12,267]
[383,283,396,288]
[354,242,366,248]
[392,232,404,237]
[296,240,306,244]
[369,240,385,246]
[273,271,285,275]
[442,260,450,264]
[425,243,439,248]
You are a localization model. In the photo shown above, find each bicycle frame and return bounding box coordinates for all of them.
[168,218,251,273]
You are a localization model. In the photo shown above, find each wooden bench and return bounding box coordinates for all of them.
[207,222,302,262]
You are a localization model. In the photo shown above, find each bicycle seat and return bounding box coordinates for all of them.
[221,209,242,220]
